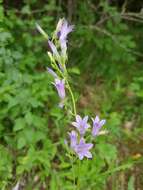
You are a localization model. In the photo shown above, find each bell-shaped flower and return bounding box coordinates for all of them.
[53,78,65,100]
[74,138,93,160]
[58,19,74,42]
[72,115,90,136]
[68,130,77,149]
[56,19,74,57]
[47,67,58,78]
[92,116,106,137]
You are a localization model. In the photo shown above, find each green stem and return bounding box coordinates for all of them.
[66,80,77,117]
[49,54,77,117]
[56,68,77,117]
[71,154,76,190]
[77,160,81,190]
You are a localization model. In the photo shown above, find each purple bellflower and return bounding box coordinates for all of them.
[69,131,93,160]
[47,67,58,78]
[58,19,74,42]
[92,116,106,137]
[47,68,65,108]
[57,19,74,56]
[47,65,64,78]
[72,115,90,136]
[68,130,77,149]
[53,78,65,100]
[74,138,93,160]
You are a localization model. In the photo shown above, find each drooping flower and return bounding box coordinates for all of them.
[47,67,58,78]
[92,116,106,137]
[68,130,77,149]
[53,78,65,100]
[72,115,90,136]
[74,138,93,160]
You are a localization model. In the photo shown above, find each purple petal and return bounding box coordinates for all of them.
[47,67,58,78]
[79,128,86,136]
[83,123,90,130]
[86,143,93,150]
[73,115,90,135]
[92,115,106,137]
[74,138,93,160]
[53,78,65,99]
[76,115,82,123]
[83,116,88,123]
[48,40,59,58]
[68,130,77,148]
[99,119,106,126]
[85,151,92,158]
[79,138,85,145]
[79,154,84,160]
[92,127,100,137]
[58,19,74,42]
[94,115,100,124]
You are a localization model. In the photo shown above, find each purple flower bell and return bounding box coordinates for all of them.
[69,130,93,160]
[92,116,106,137]
[74,138,93,160]
[56,19,74,56]
[53,78,65,100]
[58,19,74,42]
[68,130,77,149]
[47,67,58,78]
[72,115,90,136]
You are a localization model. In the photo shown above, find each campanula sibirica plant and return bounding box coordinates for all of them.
[36,18,106,188]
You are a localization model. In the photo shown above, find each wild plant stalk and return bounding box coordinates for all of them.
[36,18,106,189]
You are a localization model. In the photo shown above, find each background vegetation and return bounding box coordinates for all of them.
[0,0,143,189]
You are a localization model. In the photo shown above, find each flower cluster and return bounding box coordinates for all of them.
[37,19,74,107]
[36,19,106,161]
[69,115,106,160]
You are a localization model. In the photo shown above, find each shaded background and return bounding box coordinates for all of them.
[0,0,143,189]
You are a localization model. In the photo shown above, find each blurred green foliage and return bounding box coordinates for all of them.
[0,0,143,189]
